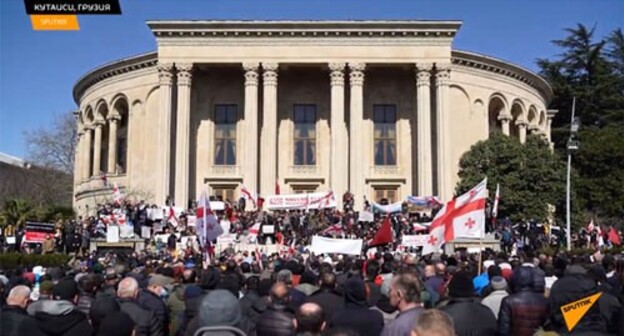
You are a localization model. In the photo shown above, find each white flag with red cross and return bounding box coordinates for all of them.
[195,191,222,244]
[422,178,487,255]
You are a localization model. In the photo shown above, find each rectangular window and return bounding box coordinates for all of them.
[373,104,397,166]
[213,187,235,203]
[293,105,316,166]
[214,105,237,165]
[292,186,317,194]
[374,188,397,204]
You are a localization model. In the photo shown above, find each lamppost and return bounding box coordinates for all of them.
[566,98,580,251]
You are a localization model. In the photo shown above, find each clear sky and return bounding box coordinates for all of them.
[0,0,621,159]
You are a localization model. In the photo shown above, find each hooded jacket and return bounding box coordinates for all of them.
[119,298,163,336]
[330,278,384,336]
[1,305,46,336]
[33,300,93,336]
[498,266,548,336]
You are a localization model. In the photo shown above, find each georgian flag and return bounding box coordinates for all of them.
[240,186,257,209]
[195,191,222,245]
[247,222,261,242]
[113,183,123,205]
[322,223,343,235]
[422,178,487,255]
[491,183,500,219]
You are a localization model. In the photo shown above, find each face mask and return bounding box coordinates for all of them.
[160,287,169,299]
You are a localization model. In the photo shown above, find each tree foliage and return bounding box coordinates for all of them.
[455,133,567,224]
[537,24,624,224]
[24,111,77,175]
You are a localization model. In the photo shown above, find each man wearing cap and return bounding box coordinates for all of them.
[138,274,171,335]
[33,279,93,336]
[118,276,163,336]
[27,280,54,316]
[481,276,509,318]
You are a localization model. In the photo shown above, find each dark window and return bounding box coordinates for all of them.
[214,105,237,165]
[293,105,316,166]
[373,105,397,166]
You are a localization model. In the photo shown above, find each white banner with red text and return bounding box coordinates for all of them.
[265,191,336,211]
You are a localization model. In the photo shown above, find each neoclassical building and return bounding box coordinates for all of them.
[72,20,555,214]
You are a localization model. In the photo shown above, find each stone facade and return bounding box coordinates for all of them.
[72,20,554,215]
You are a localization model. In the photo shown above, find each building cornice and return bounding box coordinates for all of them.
[451,50,553,104]
[73,51,158,105]
[146,20,463,39]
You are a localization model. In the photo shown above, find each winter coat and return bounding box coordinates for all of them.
[440,298,497,336]
[1,305,46,336]
[498,266,549,336]
[253,304,295,336]
[27,297,52,316]
[76,293,95,316]
[294,283,318,296]
[331,302,384,336]
[481,289,508,318]
[33,300,93,336]
[370,295,398,325]
[138,289,169,335]
[381,306,424,336]
[119,298,163,336]
[305,288,344,321]
[166,284,186,336]
[239,290,261,318]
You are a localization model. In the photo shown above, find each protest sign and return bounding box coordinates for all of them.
[187,215,196,227]
[107,226,120,243]
[358,211,374,222]
[402,235,429,247]
[217,233,237,246]
[266,191,335,211]
[141,226,151,239]
[310,236,363,255]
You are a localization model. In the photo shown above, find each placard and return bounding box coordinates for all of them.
[358,211,374,222]
[141,226,151,239]
[402,235,429,247]
[262,225,275,234]
[187,215,196,227]
[217,233,237,246]
[153,222,163,233]
[107,226,120,243]
[266,191,336,211]
[310,236,363,255]
[220,220,231,234]
[6,237,16,244]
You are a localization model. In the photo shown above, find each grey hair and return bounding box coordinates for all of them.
[8,285,31,301]
[117,277,139,298]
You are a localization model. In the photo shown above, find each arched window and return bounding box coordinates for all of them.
[488,96,506,133]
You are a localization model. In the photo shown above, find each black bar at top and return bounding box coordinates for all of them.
[24,0,122,15]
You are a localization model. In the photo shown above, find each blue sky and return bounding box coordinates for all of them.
[0,0,622,159]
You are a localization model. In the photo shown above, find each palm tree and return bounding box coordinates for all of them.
[0,199,35,228]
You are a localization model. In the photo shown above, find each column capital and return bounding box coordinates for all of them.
[434,63,451,84]
[176,63,193,86]
[262,63,278,86]
[547,109,558,120]
[243,63,259,86]
[107,113,121,122]
[528,123,540,133]
[348,63,365,86]
[93,118,105,127]
[158,62,174,86]
[329,63,345,87]
[516,118,528,127]
[83,124,94,131]
[416,62,434,72]
[498,113,512,122]
[416,63,433,86]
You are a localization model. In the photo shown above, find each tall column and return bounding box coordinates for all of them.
[499,114,512,136]
[243,63,259,197]
[174,63,193,208]
[157,62,174,204]
[348,63,365,211]
[83,126,93,180]
[546,109,558,143]
[260,63,278,196]
[416,63,433,196]
[75,128,84,184]
[517,119,528,144]
[93,119,104,176]
[329,63,347,206]
[435,63,452,201]
[107,116,119,174]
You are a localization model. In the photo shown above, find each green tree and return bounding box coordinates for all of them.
[0,198,35,228]
[455,132,568,224]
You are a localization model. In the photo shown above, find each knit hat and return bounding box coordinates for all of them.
[96,311,135,336]
[40,280,54,294]
[448,271,475,298]
[53,279,80,300]
[490,276,507,291]
[198,289,242,328]
[149,274,173,287]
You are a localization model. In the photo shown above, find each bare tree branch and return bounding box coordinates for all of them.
[24,111,77,175]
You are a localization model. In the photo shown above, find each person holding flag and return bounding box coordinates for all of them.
[422,178,487,255]
[195,190,223,268]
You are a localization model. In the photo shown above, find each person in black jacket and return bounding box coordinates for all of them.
[330,276,384,336]
[138,274,171,335]
[440,270,497,336]
[1,285,46,336]
[117,277,163,336]
[34,279,94,336]
[255,281,296,336]
[306,272,344,321]
[498,266,549,336]
[240,276,262,318]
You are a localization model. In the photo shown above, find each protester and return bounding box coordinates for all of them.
[187,289,246,336]
[330,277,384,336]
[254,282,295,336]
[1,285,46,336]
[294,302,326,336]
[411,309,455,336]
[97,311,136,336]
[117,277,163,336]
[480,276,508,318]
[381,272,424,336]
[138,274,172,335]
[34,279,93,336]
[305,272,344,321]
[89,296,121,334]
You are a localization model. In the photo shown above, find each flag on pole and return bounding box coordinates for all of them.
[113,183,123,205]
[322,223,343,235]
[275,180,281,195]
[195,191,209,248]
[491,183,500,219]
[369,215,393,247]
[167,207,179,227]
[255,247,264,271]
[240,186,257,209]
[422,178,487,255]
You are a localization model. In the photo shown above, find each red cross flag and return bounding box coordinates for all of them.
[422,178,487,255]
[195,190,223,246]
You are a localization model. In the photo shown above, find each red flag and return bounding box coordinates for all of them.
[369,215,393,247]
[257,197,265,209]
[275,180,281,195]
[609,227,621,245]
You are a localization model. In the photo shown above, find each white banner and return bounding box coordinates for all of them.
[310,236,363,255]
[141,226,151,239]
[187,215,196,227]
[6,236,16,245]
[217,233,237,246]
[148,208,164,221]
[371,201,403,214]
[266,191,336,211]
[106,226,119,243]
[358,211,374,222]
[402,235,430,247]
[262,225,275,234]
[220,220,231,234]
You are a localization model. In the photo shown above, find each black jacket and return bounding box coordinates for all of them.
[254,304,295,336]
[137,289,169,335]
[240,290,261,318]
[119,298,163,336]
[498,266,549,336]
[305,288,344,321]
[76,293,95,315]
[33,301,93,336]
[440,298,497,336]
[330,302,384,336]
[1,305,46,336]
